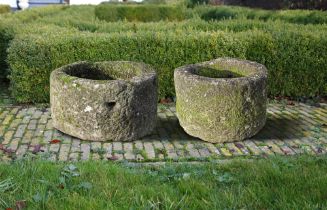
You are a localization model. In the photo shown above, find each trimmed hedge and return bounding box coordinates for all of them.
[1,5,327,103]
[197,6,327,24]
[0,4,10,14]
[219,0,327,10]
[95,4,187,22]
[8,27,327,103]
[0,6,67,79]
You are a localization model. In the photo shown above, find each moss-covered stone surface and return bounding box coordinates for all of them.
[174,58,268,143]
[50,61,158,141]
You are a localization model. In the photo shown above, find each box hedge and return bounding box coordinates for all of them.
[95,4,187,22]
[1,5,327,103]
[7,27,327,103]
[197,6,327,24]
[0,6,67,79]
[0,4,10,14]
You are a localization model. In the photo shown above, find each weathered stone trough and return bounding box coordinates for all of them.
[50,61,157,141]
[174,58,268,143]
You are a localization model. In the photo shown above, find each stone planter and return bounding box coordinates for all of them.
[50,61,157,141]
[174,58,268,143]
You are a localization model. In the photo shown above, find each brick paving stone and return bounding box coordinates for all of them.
[22,130,34,144]
[32,110,43,119]
[71,138,81,152]
[123,142,135,160]
[69,152,79,162]
[16,109,27,119]
[39,115,48,124]
[0,102,326,162]
[14,124,27,138]
[103,143,112,159]
[3,115,13,125]
[9,119,22,130]
[186,142,200,158]
[3,130,14,145]
[205,143,221,156]
[16,144,28,159]
[43,130,53,142]
[8,138,20,151]
[134,140,145,161]
[34,124,46,137]
[9,108,19,115]
[234,142,250,155]
[61,135,72,144]
[172,140,186,157]
[243,140,262,156]
[144,142,156,159]
[30,137,40,146]
[196,143,211,157]
[0,110,9,119]
[22,116,31,124]
[162,140,178,159]
[81,143,91,161]
[219,147,233,157]
[27,120,37,130]
[59,144,71,161]
[264,140,284,155]
[46,119,53,130]
[49,143,61,161]
[112,142,124,160]
[0,126,6,138]
[225,143,243,156]
[152,141,165,159]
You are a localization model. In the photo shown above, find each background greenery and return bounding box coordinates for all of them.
[190,0,327,10]
[95,4,187,22]
[0,4,10,14]
[0,3,326,103]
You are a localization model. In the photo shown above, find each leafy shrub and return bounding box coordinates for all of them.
[7,25,327,103]
[95,4,187,22]
[208,0,327,10]
[186,0,209,7]
[1,5,327,102]
[198,6,327,24]
[0,4,10,14]
[0,5,67,79]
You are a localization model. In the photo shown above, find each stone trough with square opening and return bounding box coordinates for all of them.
[174,58,268,143]
[50,61,157,141]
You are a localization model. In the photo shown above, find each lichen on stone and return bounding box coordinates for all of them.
[50,61,158,142]
[174,58,268,143]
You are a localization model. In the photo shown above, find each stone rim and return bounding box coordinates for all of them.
[52,61,157,85]
[174,58,268,83]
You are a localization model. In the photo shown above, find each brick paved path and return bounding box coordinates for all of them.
[0,101,326,162]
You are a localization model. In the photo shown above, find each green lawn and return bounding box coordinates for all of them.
[1,155,327,209]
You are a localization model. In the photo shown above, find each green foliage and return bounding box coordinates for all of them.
[0,5,68,79]
[186,0,209,8]
[224,0,327,10]
[0,4,10,14]
[95,4,187,22]
[0,5,327,103]
[197,6,327,24]
[1,156,327,209]
[8,23,327,103]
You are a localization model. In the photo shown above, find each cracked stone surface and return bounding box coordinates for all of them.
[50,61,158,141]
[174,58,268,143]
